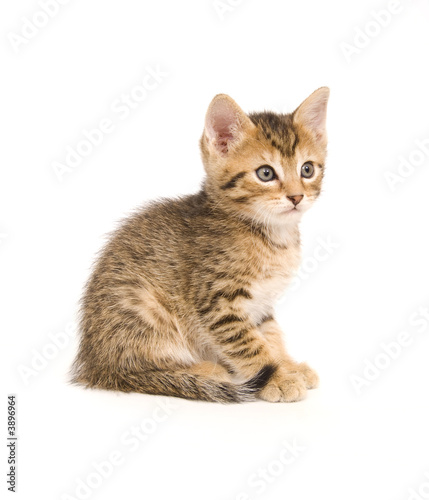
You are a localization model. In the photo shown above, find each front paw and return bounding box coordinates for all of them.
[259,370,307,402]
[288,362,319,389]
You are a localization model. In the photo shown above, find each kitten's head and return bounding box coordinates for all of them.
[200,88,329,226]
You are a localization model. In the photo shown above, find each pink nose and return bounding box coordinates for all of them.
[287,194,303,206]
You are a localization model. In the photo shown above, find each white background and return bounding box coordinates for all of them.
[2,1,429,499]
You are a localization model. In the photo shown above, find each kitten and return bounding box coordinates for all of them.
[71,87,329,403]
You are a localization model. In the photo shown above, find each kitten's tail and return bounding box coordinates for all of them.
[113,364,276,403]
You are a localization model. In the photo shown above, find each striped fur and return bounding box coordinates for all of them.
[71,88,329,403]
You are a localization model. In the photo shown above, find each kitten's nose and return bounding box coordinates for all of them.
[287,194,303,206]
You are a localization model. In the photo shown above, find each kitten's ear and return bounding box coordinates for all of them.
[293,87,330,144]
[204,94,254,156]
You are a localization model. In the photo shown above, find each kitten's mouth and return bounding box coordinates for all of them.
[281,207,299,215]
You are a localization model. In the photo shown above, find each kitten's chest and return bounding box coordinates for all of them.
[244,244,301,325]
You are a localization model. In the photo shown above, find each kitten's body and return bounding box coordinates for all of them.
[72,88,329,402]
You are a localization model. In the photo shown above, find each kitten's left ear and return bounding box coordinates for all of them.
[204,94,254,156]
[293,87,330,144]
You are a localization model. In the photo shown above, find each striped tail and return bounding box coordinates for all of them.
[115,364,276,403]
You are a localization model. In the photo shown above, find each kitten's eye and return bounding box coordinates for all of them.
[301,162,315,179]
[256,165,276,182]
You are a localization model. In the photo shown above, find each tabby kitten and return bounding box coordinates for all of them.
[72,87,329,403]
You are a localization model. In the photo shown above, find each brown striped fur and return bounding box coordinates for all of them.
[71,88,330,402]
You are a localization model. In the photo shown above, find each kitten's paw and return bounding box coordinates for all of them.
[289,362,319,389]
[259,371,307,403]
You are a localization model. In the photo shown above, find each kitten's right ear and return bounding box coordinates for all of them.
[204,94,254,156]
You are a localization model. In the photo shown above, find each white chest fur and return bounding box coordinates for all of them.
[245,243,301,325]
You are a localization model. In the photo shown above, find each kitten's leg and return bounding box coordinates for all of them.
[207,315,307,402]
[258,317,319,389]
